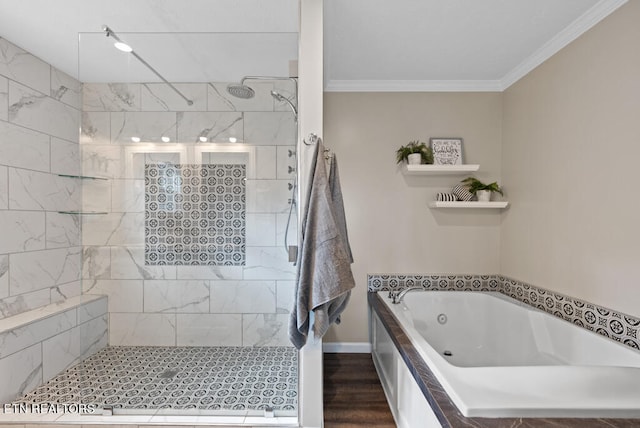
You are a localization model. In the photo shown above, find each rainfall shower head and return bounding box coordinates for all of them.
[226,84,255,99]
[271,90,298,120]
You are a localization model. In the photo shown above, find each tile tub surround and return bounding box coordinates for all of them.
[367,274,501,293]
[0,37,82,319]
[81,81,297,347]
[368,293,640,428]
[500,276,640,352]
[0,294,108,405]
[367,274,640,352]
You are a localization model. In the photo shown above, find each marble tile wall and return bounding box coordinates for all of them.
[0,295,108,403]
[0,37,82,320]
[81,80,298,347]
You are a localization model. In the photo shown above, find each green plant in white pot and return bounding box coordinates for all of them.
[460,177,503,202]
[396,141,434,165]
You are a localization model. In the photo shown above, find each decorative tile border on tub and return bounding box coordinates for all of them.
[499,276,640,351]
[367,274,500,292]
[367,273,640,352]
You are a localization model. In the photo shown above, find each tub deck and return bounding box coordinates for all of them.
[369,292,640,428]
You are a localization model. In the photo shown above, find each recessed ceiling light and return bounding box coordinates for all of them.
[228,137,237,143]
[131,136,141,143]
[199,136,208,142]
[161,136,171,143]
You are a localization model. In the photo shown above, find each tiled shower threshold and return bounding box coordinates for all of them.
[0,410,298,426]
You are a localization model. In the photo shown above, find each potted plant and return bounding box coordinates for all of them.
[460,177,503,202]
[396,141,434,165]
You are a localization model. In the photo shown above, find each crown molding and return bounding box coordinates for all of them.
[500,0,628,90]
[324,0,627,94]
[324,79,503,92]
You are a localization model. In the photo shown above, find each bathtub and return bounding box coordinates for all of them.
[373,291,640,419]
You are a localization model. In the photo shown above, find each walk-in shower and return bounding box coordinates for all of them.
[6,29,300,423]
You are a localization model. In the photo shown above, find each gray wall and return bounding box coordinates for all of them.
[323,92,504,343]
[501,0,640,317]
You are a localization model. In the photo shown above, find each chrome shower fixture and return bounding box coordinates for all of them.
[226,84,255,99]
[226,76,298,120]
[102,25,194,106]
[270,90,298,119]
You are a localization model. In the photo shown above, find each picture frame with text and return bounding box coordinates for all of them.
[430,138,463,165]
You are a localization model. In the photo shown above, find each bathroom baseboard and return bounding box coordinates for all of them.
[323,342,372,353]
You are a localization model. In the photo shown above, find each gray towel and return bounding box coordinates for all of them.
[289,142,355,349]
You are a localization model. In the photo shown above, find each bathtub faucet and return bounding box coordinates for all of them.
[391,286,424,304]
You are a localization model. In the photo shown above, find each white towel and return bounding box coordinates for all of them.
[289,141,355,349]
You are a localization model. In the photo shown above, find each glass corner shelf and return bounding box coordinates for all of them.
[57,174,108,181]
[57,211,109,215]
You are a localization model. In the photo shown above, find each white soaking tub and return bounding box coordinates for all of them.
[375,291,640,418]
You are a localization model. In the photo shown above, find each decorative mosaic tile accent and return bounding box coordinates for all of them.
[367,273,640,352]
[18,346,297,411]
[367,274,500,292]
[145,164,246,266]
[499,276,640,351]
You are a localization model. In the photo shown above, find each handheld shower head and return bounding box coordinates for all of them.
[270,90,286,102]
[271,90,298,120]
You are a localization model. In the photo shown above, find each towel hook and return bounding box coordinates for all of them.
[304,133,320,145]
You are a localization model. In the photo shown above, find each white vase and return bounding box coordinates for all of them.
[476,190,491,202]
[407,153,422,165]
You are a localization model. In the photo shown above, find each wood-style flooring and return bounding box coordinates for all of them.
[323,353,396,428]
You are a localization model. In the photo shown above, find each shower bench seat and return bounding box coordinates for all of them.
[0,294,108,405]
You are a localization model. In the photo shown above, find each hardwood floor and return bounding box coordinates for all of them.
[323,353,396,428]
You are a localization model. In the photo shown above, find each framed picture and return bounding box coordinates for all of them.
[430,138,463,165]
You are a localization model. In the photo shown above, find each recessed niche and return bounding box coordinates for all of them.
[145,163,246,266]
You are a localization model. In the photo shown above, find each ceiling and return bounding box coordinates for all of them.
[0,0,627,90]
[0,0,299,83]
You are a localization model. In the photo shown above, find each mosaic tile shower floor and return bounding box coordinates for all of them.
[18,346,298,412]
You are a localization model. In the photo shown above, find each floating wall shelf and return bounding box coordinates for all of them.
[428,201,509,209]
[402,164,480,175]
